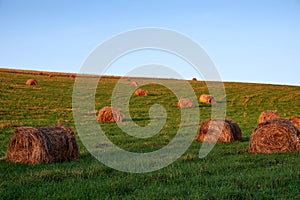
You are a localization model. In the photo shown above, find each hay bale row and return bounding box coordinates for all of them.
[249,118,300,154]
[4,125,79,164]
[97,106,123,122]
[196,118,242,142]
[178,98,194,108]
[199,94,216,104]
[26,79,38,86]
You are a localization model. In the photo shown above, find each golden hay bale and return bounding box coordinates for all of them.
[69,74,76,79]
[3,125,79,164]
[26,79,38,86]
[134,88,148,96]
[131,81,138,87]
[258,110,280,123]
[288,116,300,132]
[199,94,216,104]
[249,118,300,154]
[196,118,242,142]
[226,118,243,141]
[177,98,194,108]
[49,73,55,78]
[97,106,123,122]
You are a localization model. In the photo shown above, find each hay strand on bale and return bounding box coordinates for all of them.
[131,81,138,87]
[199,94,216,104]
[26,79,38,86]
[258,110,280,123]
[249,118,300,154]
[134,88,148,96]
[178,98,194,108]
[288,116,300,132]
[3,125,79,164]
[97,106,123,122]
[196,118,242,142]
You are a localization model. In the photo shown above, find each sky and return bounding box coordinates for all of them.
[0,0,300,86]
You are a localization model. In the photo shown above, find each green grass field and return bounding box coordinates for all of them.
[0,69,299,199]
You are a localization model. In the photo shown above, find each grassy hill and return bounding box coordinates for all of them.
[0,69,299,199]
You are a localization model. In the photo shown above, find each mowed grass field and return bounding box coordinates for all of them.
[0,69,299,199]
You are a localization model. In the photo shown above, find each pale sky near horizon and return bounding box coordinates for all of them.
[1,0,300,86]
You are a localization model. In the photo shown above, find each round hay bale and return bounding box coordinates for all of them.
[226,118,243,141]
[97,106,123,122]
[126,77,131,81]
[134,88,148,96]
[249,118,300,154]
[3,125,79,164]
[69,74,76,79]
[49,73,55,78]
[258,110,280,123]
[199,94,216,104]
[131,81,138,87]
[196,118,242,142]
[192,78,197,81]
[177,98,194,108]
[26,79,38,86]
[38,72,44,75]
[288,116,300,132]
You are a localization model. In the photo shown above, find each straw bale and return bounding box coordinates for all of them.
[196,118,242,142]
[97,106,123,122]
[26,79,38,86]
[134,88,148,96]
[249,118,300,153]
[288,116,300,132]
[199,94,216,104]
[258,110,280,123]
[4,125,79,164]
[178,98,194,108]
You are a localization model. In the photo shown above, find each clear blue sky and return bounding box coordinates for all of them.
[1,0,300,85]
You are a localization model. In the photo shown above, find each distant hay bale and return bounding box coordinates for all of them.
[49,73,55,78]
[126,77,131,81]
[3,125,79,164]
[38,72,44,75]
[249,118,300,154]
[134,88,148,96]
[97,106,123,122]
[199,94,216,104]
[288,116,300,132]
[196,118,242,142]
[258,110,280,123]
[69,74,76,79]
[131,81,138,87]
[192,78,197,81]
[26,79,38,86]
[177,98,194,108]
